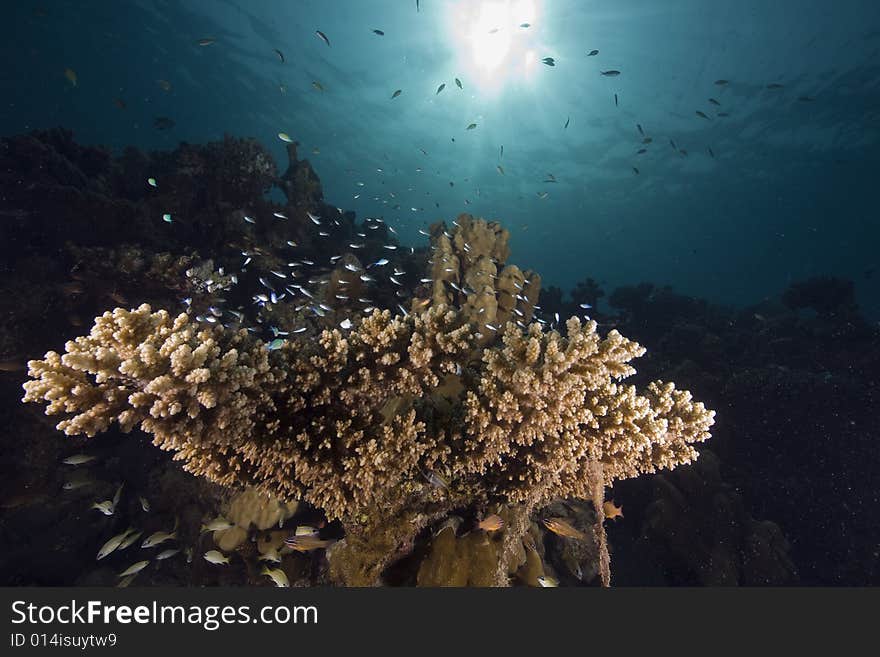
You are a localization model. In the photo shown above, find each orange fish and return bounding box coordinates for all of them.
[476,514,504,532]
[542,518,587,541]
[603,501,624,520]
[0,360,25,372]
[284,534,335,552]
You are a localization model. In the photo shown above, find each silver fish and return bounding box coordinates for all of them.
[97,529,136,560]
[117,530,143,551]
[62,454,97,466]
[118,560,150,578]
[204,550,230,565]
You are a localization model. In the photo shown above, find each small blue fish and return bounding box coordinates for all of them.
[266,338,286,351]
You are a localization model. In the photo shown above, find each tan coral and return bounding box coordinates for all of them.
[427,214,540,343]
[22,304,288,488]
[23,284,714,587]
[453,317,714,508]
[213,486,299,551]
[24,304,713,527]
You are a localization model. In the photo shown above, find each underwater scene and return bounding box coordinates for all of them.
[0,0,878,588]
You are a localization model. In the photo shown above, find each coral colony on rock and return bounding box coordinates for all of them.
[12,130,715,587]
[3,129,879,588]
[1,1,879,591]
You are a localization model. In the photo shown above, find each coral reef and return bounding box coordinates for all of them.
[23,298,714,584]
[781,276,863,325]
[3,129,745,587]
[277,141,323,210]
[610,449,797,585]
[24,305,713,511]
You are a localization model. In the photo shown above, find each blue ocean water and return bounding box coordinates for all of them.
[3,0,878,316]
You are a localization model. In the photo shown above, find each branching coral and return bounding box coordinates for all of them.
[427,214,541,343]
[451,318,713,508]
[22,217,715,586]
[23,303,714,530]
[21,306,288,485]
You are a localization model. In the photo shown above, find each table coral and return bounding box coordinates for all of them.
[22,252,714,585]
[23,301,714,521]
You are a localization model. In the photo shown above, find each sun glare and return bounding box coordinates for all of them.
[471,3,512,72]
[448,0,539,91]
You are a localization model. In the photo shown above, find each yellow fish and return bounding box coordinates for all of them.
[603,500,624,520]
[97,529,136,560]
[118,560,149,577]
[204,550,230,565]
[91,500,115,516]
[312,81,324,92]
[476,514,504,532]
[117,530,142,550]
[200,516,235,533]
[64,68,77,87]
[542,518,587,541]
[156,79,172,92]
[261,566,290,587]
